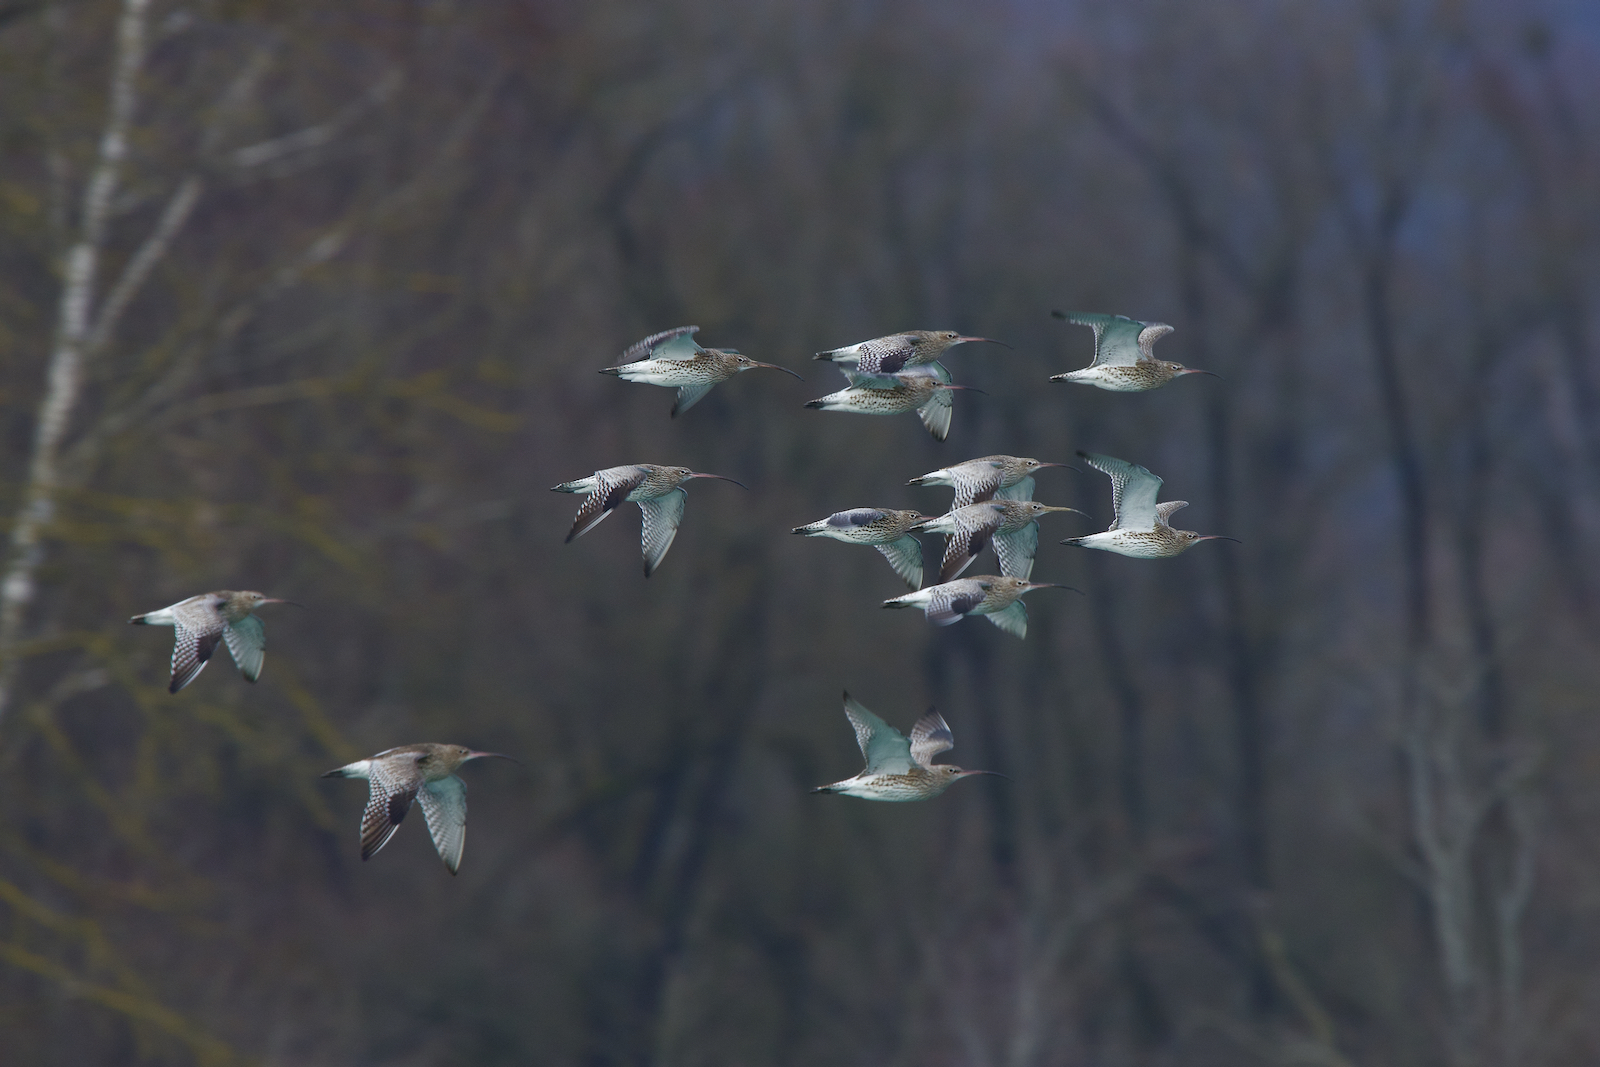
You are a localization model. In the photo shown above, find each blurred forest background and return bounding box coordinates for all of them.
[2,0,1598,1064]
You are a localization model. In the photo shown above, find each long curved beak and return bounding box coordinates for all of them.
[259,598,305,608]
[1180,368,1225,379]
[1039,506,1090,517]
[1034,462,1077,472]
[957,336,1011,349]
[959,768,1011,780]
[751,361,805,380]
[1027,582,1086,594]
[466,751,520,765]
[1195,535,1242,543]
[689,473,750,489]
[935,384,988,395]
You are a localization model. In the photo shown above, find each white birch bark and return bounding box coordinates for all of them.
[0,0,153,727]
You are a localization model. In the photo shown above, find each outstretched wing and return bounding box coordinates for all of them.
[992,523,1039,581]
[875,535,924,590]
[168,619,223,693]
[566,466,648,543]
[908,710,955,769]
[672,382,716,418]
[622,325,701,363]
[223,614,266,683]
[914,362,955,441]
[854,334,921,375]
[940,507,1001,584]
[638,488,689,577]
[993,474,1035,504]
[418,774,469,874]
[1066,313,1145,367]
[361,763,418,861]
[1078,451,1163,531]
[985,600,1029,638]
[842,693,913,776]
[1137,323,1175,360]
[927,580,986,626]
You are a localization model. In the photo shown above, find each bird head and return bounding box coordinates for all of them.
[921,331,1010,355]
[1164,361,1223,380]
[733,354,804,380]
[937,765,1008,782]
[232,591,303,611]
[1178,530,1242,547]
[1022,502,1087,519]
[428,745,518,774]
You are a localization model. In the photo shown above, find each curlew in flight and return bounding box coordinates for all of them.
[1048,311,1218,391]
[602,326,802,417]
[882,574,1076,638]
[791,508,927,589]
[553,464,746,576]
[323,744,515,874]
[129,591,299,693]
[1062,450,1239,558]
[812,692,1002,801]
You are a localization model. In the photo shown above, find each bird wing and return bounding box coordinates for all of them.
[875,535,924,590]
[927,580,987,626]
[1137,323,1175,360]
[638,487,689,577]
[839,370,902,390]
[1078,451,1162,531]
[914,362,955,441]
[1154,500,1189,525]
[985,600,1029,638]
[843,694,913,775]
[828,508,887,529]
[908,710,955,768]
[167,600,226,693]
[222,614,266,683]
[1066,312,1144,367]
[940,506,1001,584]
[361,762,418,860]
[622,325,701,362]
[853,334,920,375]
[993,522,1040,580]
[992,474,1035,504]
[566,467,647,543]
[671,382,716,418]
[418,774,469,874]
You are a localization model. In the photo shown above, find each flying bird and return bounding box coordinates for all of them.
[1048,311,1218,391]
[812,692,1002,801]
[907,454,1073,510]
[322,744,515,874]
[601,325,803,417]
[882,574,1076,638]
[129,590,299,693]
[553,463,746,576]
[803,363,980,441]
[914,499,1086,583]
[791,508,927,589]
[814,330,1008,375]
[1062,450,1239,557]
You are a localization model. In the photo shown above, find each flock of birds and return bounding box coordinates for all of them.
[127,312,1234,867]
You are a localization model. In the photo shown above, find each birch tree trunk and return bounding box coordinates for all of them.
[0,0,152,728]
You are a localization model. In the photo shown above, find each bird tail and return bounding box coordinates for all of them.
[791,521,827,535]
[128,614,147,625]
[551,477,597,494]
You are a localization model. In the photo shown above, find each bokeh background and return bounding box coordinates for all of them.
[2,0,1599,1064]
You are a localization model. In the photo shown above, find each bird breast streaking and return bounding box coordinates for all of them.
[882,574,1077,639]
[322,744,515,874]
[908,454,1074,510]
[812,692,1001,801]
[814,330,1008,376]
[601,325,803,417]
[791,507,927,589]
[914,499,1087,584]
[129,590,300,693]
[553,463,747,576]
[1062,450,1240,558]
[1048,311,1218,391]
[803,363,982,441]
